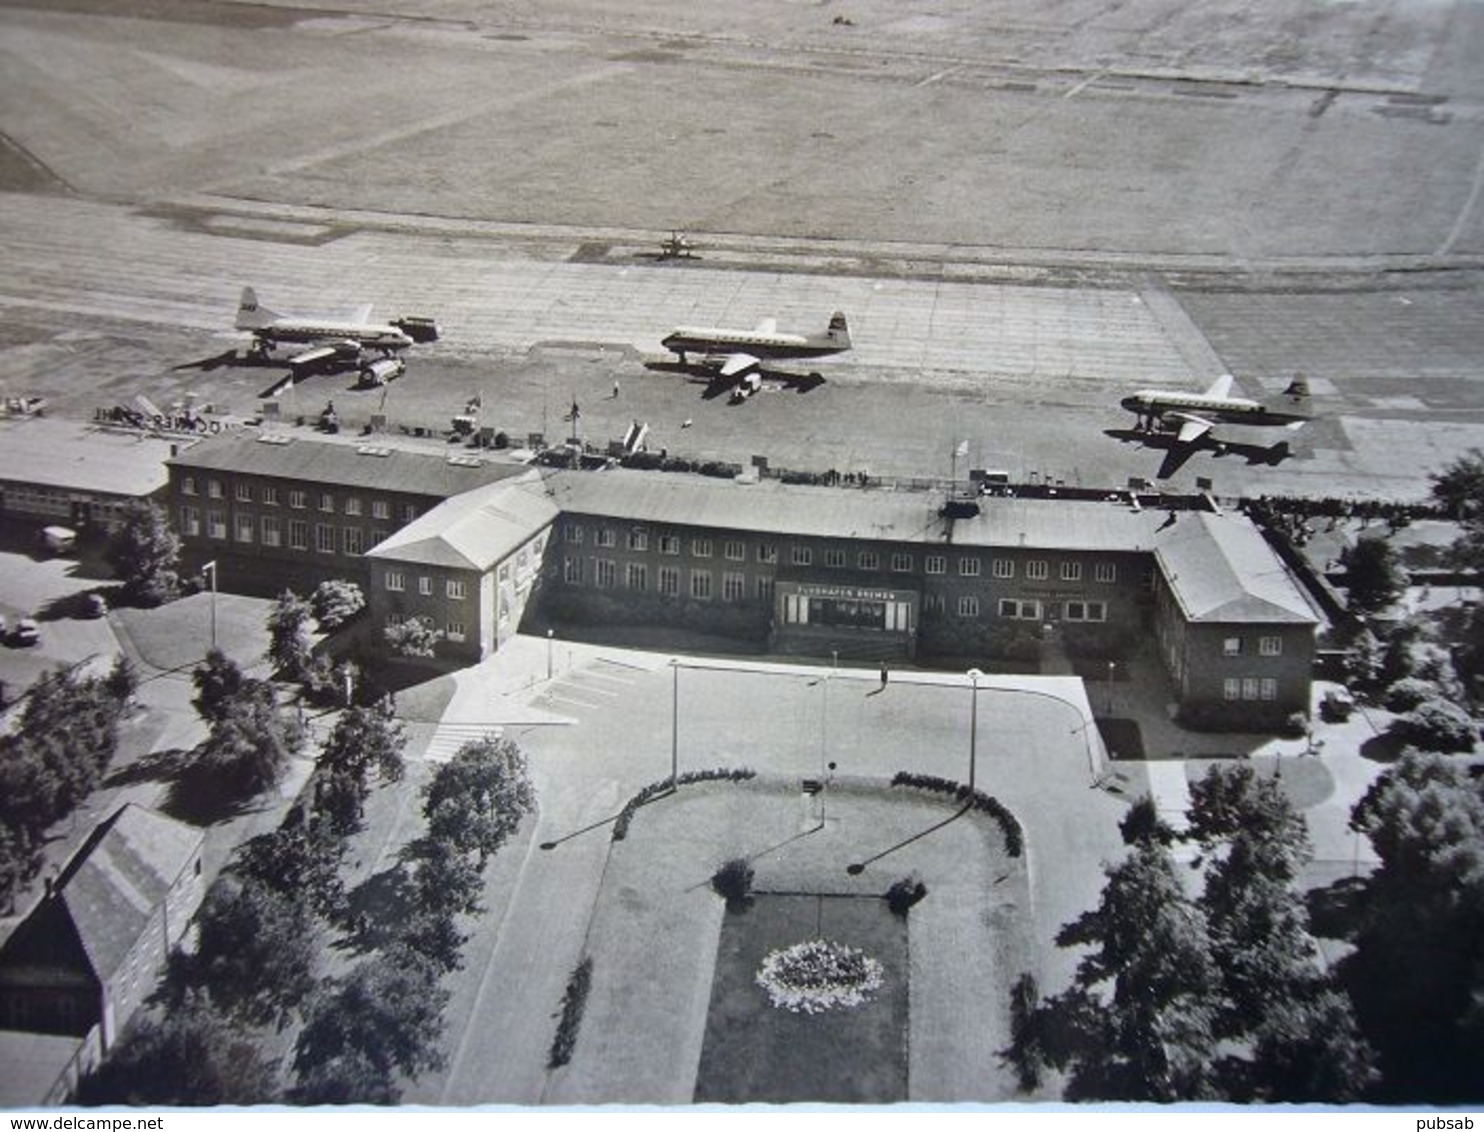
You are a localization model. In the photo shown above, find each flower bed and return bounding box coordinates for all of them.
[755,938,885,1014]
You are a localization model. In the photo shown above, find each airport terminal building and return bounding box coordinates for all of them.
[165,433,1320,730]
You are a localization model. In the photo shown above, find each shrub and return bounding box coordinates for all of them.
[310,580,366,631]
[885,875,927,917]
[711,857,755,909]
[385,617,443,659]
[548,957,593,1069]
[890,772,1024,857]
[1389,699,1478,754]
[1382,676,1436,713]
[611,767,755,841]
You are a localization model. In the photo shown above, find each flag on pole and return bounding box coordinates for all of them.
[563,399,580,422]
[954,440,969,458]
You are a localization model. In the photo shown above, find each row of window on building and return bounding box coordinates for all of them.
[565,558,765,602]
[1226,677,1282,701]
[181,507,388,556]
[389,611,469,643]
[1227,635,1285,657]
[385,571,469,600]
[562,522,1122,582]
[180,477,419,523]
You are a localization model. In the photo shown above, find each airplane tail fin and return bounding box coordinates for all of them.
[1280,375,1310,404]
[827,311,851,348]
[235,286,278,330]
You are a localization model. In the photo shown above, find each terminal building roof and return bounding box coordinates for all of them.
[544,468,1175,552]
[543,468,1318,624]
[167,431,528,497]
[0,418,176,497]
[1156,511,1320,624]
[367,470,558,570]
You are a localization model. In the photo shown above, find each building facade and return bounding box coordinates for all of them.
[365,472,558,666]
[0,418,176,537]
[165,433,530,596]
[155,433,1319,729]
[0,805,205,1061]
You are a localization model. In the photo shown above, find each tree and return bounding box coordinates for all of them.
[422,736,536,867]
[0,820,42,913]
[1035,843,1224,1101]
[191,648,246,725]
[1430,448,1484,523]
[1347,751,1484,1101]
[1341,536,1407,616]
[104,653,139,707]
[404,834,484,919]
[1388,699,1477,754]
[266,590,312,681]
[313,698,407,834]
[1431,448,1484,572]
[1243,987,1377,1103]
[291,946,450,1104]
[1342,625,1384,691]
[384,616,443,659]
[188,873,318,1027]
[1118,794,1175,848]
[105,501,181,608]
[0,666,126,876]
[232,818,346,921]
[197,679,306,797]
[74,994,276,1106]
[311,579,366,631]
[1184,763,1311,883]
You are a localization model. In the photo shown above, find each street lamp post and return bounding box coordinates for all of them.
[202,560,217,650]
[670,659,679,792]
[547,628,554,680]
[967,668,984,794]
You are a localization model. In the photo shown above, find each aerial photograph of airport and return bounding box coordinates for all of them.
[1,0,1482,1116]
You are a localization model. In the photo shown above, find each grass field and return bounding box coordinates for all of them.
[694,893,908,1104]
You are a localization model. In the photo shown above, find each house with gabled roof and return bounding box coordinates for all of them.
[365,470,559,664]
[1152,511,1321,728]
[0,803,205,1099]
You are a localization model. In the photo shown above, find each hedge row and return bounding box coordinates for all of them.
[548,956,593,1069]
[890,772,1024,857]
[611,767,757,842]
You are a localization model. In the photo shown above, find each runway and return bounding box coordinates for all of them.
[1,0,1483,499]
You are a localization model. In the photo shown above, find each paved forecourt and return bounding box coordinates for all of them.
[404,637,1125,1103]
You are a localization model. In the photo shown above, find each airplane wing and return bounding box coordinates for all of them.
[719,352,762,379]
[753,317,778,335]
[350,303,374,323]
[1170,414,1215,446]
[288,341,362,372]
[1202,374,1234,399]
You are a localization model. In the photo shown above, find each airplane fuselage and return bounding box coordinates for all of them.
[253,320,411,353]
[661,327,842,362]
[1120,391,1309,428]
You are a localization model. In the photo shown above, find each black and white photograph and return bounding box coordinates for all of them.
[0,0,1481,1116]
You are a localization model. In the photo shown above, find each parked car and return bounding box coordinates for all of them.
[1320,688,1356,723]
[9,617,40,646]
[82,592,108,619]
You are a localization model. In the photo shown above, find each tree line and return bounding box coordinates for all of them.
[1008,755,1483,1103]
[77,644,536,1105]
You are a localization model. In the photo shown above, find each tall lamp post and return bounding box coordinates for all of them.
[670,659,679,792]
[201,560,217,651]
[967,668,984,794]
